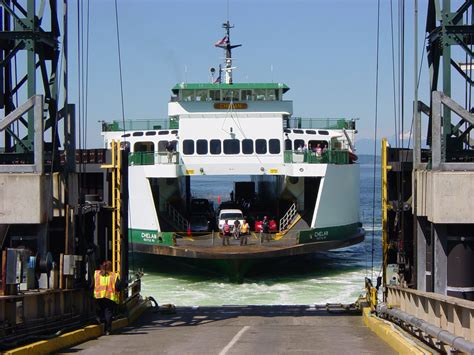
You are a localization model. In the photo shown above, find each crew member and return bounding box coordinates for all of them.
[94,260,120,335]
[222,219,231,246]
[240,219,249,246]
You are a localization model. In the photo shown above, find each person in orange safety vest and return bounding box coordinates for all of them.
[94,260,121,335]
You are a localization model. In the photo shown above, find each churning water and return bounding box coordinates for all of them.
[132,155,382,305]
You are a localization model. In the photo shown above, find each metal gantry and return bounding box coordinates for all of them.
[0,0,73,168]
[412,0,474,298]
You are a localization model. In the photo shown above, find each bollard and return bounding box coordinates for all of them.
[212,231,214,246]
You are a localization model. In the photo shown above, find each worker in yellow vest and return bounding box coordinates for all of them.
[94,260,120,335]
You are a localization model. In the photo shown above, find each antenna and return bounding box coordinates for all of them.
[214,21,242,84]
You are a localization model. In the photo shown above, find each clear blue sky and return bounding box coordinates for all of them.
[66,0,444,149]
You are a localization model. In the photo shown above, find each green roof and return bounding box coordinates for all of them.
[171,82,290,94]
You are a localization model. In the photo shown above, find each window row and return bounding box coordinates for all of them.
[284,129,330,135]
[182,139,281,155]
[123,129,178,138]
[179,89,280,102]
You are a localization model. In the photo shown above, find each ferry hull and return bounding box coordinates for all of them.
[131,228,365,282]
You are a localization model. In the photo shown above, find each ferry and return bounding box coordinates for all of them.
[101,21,365,280]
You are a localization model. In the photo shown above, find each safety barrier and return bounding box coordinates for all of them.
[279,203,298,232]
[129,151,179,165]
[165,202,189,232]
[102,119,173,131]
[384,286,474,352]
[287,117,355,130]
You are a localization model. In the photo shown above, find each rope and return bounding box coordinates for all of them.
[114,0,135,274]
[370,0,381,281]
[390,0,398,149]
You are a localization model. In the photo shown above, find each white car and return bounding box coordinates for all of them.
[218,209,244,231]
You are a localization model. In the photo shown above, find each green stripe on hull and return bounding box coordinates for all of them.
[297,222,361,244]
[129,228,174,246]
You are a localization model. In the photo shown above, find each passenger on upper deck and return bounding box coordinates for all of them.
[166,141,175,163]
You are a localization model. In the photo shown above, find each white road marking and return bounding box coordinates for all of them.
[219,325,250,355]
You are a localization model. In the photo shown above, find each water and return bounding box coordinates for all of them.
[133,155,382,305]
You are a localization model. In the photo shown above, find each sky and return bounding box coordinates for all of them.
[14,0,472,151]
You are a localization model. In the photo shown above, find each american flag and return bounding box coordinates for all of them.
[214,36,228,47]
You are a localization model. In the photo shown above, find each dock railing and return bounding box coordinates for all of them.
[284,150,349,164]
[384,286,474,350]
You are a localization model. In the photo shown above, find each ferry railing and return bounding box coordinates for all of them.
[279,203,297,232]
[102,119,176,132]
[165,202,189,232]
[283,150,349,164]
[287,117,356,130]
[129,151,179,165]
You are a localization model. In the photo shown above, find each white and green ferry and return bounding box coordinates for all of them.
[101,21,364,279]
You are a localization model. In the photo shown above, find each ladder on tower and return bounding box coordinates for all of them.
[101,140,122,277]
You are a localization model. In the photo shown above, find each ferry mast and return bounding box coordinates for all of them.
[215,21,241,84]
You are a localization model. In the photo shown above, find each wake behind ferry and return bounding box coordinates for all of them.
[101,21,365,279]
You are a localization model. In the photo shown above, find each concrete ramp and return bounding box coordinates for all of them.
[62,305,396,354]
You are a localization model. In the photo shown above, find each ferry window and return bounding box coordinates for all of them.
[284,129,291,133]
[145,131,156,136]
[285,139,292,150]
[210,139,221,154]
[253,89,266,101]
[305,130,317,135]
[209,90,221,101]
[256,139,267,154]
[183,140,194,155]
[195,90,208,102]
[182,90,194,102]
[223,139,240,154]
[158,130,169,135]
[222,89,239,101]
[242,139,254,154]
[158,141,178,152]
[309,140,329,150]
[196,139,208,155]
[318,130,330,135]
[171,130,178,134]
[294,139,304,150]
[269,139,281,154]
[266,89,278,101]
[293,129,304,134]
[132,132,143,137]
[134,141,154,152]
[241,90,252,101]
[121,133,130,138]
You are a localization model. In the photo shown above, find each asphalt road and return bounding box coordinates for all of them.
[61,305,395,354]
